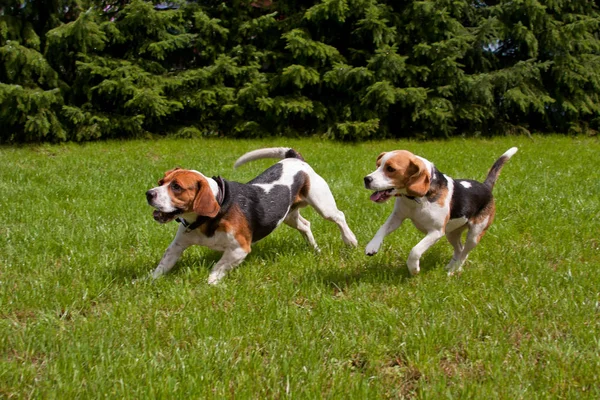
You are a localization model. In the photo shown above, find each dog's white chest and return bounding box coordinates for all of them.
[180,228,234,252]
[397,198,447,233]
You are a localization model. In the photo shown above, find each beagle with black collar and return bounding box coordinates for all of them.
[146,148,357,285]
[363,147,517,275]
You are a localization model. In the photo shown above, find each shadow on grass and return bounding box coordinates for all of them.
[106,251,224,284]
[316,258,412,287]
[106,236,312,284]
[312,245,448,288]
[106,234,451,287]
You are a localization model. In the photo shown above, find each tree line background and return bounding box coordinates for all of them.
[1,0,600,142]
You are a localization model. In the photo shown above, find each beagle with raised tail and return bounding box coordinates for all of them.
[146,147,357,285]
[363,147,517,275]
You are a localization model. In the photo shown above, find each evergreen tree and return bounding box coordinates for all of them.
[0,0,79,141]
[1,0,599,142]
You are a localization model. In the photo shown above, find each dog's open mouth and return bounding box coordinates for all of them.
[370,189,393,203]
[152,209,181,223]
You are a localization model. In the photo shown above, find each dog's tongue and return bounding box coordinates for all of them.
[370,190,391,203]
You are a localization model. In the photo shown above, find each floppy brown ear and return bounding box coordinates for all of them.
[405,160,430,197]
[193,181,220,217]
[376,152,387,166]
[158,167,181,185]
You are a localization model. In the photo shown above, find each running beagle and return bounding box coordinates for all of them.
[363,147,517,275]
[146,148,357,285]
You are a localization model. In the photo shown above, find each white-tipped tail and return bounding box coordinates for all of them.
[234,147,294,168]
[484,146,518,189]
[503,147,518,159]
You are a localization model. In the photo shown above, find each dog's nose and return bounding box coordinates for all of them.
[146,190,156,203]
[363,176,373,187]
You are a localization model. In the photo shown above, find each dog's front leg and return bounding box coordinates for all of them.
[207,247,249,285]
[152,238,190,279]
[406,230,444,275]
[366,212,404,256]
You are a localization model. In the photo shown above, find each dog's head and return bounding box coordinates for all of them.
[146,168,220,223]
[363,150,431,202]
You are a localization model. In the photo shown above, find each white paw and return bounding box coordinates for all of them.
[445,258,458,274]
[151,269,163,279]
[344,233,358,247]
[132,274,152,285]
[447,266,463,277]
[207,271,225,285]
[445,258,464,276]
[407,260,420,275]
[365,240,381,256]
[447,268,463,277]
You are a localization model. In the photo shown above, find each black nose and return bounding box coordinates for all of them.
[364,176,373,187]
[146,190,156,203]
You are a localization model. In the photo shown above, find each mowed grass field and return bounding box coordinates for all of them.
[0,135,598,398]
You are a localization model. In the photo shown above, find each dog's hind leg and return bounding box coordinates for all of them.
[448,204,495,275]
[304,174,358,247]
[448,218,491,276]
[284,209,320,251]
[445,226,466,275]
[306,184,358,247]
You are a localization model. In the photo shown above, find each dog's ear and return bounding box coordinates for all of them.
[158,167,181,185]
[193,180,220,217]
[405,160,430,197]
[376,152,387,167]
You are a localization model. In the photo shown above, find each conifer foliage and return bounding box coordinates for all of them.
[1,0,599,142]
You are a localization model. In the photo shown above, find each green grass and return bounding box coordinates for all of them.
[1,136,598,398]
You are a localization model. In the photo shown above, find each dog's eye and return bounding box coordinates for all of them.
[386,165,396,173]
[170,182,182,191]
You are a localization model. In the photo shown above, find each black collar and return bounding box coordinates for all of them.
[176,176,226,232]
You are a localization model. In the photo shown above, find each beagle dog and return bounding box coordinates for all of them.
[146,147,357,285]
[363,147,517,275]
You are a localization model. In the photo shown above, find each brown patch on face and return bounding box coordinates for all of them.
[382,151,431,197]
[218,204,252,253]
[158,167,181,185]
[161,169,220,217]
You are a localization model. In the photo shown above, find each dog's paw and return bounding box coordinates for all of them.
[365,240,380,256]
[447,266,463,277]
[407,260,420,276]
[445,258,464,276]
[131,274,152,285]
[151,269,163,280]
[343,232,358,247]
[408,266,420,276]
[207,271,225,285]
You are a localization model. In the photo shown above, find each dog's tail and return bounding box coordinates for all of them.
[234,147,305,168]
[484,147,518,189]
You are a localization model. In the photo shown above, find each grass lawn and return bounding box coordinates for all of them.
[1,135,598,398]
